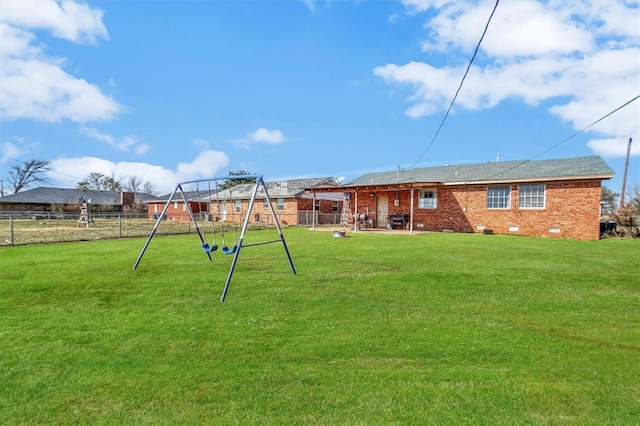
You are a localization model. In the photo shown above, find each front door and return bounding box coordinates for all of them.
[220,201,227,221]
[376,195,389,228]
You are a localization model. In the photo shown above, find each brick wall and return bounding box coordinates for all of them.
[147,201,206,220]
[352,179,604,240]
[457,180,603,240]
[207,197,300,226]
[148,195,343,225]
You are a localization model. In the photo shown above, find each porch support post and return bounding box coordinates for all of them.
[312,191,316,229]
[354,190,358,233]
[410,188,415,235]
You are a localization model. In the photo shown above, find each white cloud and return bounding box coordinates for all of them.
[251,128,286,144]
[402,0,449,13]
[1,141,27,164]
[134,143,150,156]
[378,0,640,158]
[0,0,108,44]
[231,128,287,149]
[176,150,230,182]
[192,139,210,150]
[419,1,594,57]
[0,1,121,123]
[299,0,316,13]
[80,127,147,153]
[587,137,640,158]
[49,150,230,193]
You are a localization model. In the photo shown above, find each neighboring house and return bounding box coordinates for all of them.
[147,190,208,221]
[310,156,614,240]
[0,187,158,214]
[214,177,342,226]
[148,177,343,225]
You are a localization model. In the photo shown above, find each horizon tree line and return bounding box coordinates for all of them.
[1,159,255,197]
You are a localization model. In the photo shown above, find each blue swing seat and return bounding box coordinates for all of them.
[222,245,237,255]
[202,243,218,253]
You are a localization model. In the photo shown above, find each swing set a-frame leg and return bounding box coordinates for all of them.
[133,184,212,270]
[219,176,296,302]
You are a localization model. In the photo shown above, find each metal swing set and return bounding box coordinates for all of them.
[200,180,238,255]
[132,175,296,301]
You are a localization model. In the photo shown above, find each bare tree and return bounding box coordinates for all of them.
[77,172,122,191]
[603,185,640,238]
[7,159,52,194]
[124,175,142,193]
[77,172,105,190]
[102,176,122,191]
[627,186,640,217]
[601,186,619,217]
[143,181,156,195]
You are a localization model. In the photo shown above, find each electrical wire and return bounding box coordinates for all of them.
[405,0,500,170]
[480,94,640,181]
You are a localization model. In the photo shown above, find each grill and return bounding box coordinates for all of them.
[388,214,409,229]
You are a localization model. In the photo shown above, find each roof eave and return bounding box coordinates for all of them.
[443,173,615,186]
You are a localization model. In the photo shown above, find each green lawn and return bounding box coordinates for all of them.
[1,228,638,424]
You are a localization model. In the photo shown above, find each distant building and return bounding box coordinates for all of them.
[146,177,343,225]
[0,187,158,214]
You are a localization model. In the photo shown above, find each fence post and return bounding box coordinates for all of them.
[118,214,122,238]
[9,214,14,245]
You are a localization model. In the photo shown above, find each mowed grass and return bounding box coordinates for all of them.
[1,228,638,425]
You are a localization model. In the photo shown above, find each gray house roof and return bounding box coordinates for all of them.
[153,190,206,203]
[0,187,159,206]
[345,156,614,187]
[215,177,338,200]
[152,178,339,203]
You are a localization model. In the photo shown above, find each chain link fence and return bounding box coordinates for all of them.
[0,212,249,246]
[1,208,344,246]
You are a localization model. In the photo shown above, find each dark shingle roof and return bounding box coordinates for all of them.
[152,178,338,202]
[216,177,337,200]
[154,190,204,202]
[0,187,159,205]
[345,156,614,186]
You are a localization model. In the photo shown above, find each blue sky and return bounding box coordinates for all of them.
[1,0,639,194]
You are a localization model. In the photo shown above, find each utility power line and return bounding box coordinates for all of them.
[480,94,640,181]
[405,0,500,170]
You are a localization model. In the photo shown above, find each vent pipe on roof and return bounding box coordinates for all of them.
[496,152,500,162]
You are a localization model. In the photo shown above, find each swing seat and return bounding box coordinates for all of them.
[202,243,218,253]
[222,245,237,255]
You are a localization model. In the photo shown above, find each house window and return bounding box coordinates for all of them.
[263,199,270,210]
[314,200,320,211]
[182,203,187,211]
[418,190,437,209]
[519,184,546,209]
[487,186,511,209]
[154,204,158,213]
[234,200,241,212]
[277,198,284,211]
[173,201,178,210]
[332,201,339,212]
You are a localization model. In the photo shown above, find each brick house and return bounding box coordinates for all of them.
[146,190,208,221]
[146,177,342,225]
[208,177,342,226]
[311,156,614,240]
